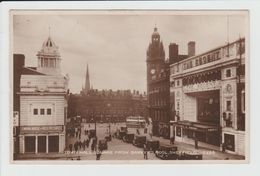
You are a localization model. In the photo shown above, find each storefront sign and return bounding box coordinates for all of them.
[20,125,63,133]
[183,80,221,93]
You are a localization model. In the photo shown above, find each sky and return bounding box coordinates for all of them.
[13,11,247,93]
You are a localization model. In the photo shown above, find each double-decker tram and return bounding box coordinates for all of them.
[125,116,148,135]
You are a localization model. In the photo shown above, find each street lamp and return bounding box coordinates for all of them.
[107,103,111,136]
[91,109,97,136]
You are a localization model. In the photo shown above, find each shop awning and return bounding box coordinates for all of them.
[175,121,219,132]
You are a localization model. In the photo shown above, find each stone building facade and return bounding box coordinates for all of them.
[17,36,69,155]
[68,89,147,123]
[170,38,246,155]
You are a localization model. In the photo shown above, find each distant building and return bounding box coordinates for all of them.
[170,38,245,156]
[68,89,147,123]
[16,36,69,155]
[67,65,147,123]
[146,27,171,138]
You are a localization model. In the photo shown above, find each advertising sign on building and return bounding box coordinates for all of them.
[13,111,19,127]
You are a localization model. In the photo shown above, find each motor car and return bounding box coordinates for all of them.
[178,152,203,160]
[155,144,178,160]
[89,129,96,138]
[118,131,127,140]
[146,139,160,152]
[123,133,135,143]
[98,139,108,151]
[133,135,146,148]
[105,135,112,142]
[120,126,127,132]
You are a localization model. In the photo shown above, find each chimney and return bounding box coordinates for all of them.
[169,43,179,64]
[188,41,196,57]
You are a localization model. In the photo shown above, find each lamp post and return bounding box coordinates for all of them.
[107,103,111,136]
[91,109,96,136]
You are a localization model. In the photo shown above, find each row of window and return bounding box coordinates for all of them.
[149,86,168,93]
[152,110,166,121]
[33,108,52,115]
[150,99,167,106]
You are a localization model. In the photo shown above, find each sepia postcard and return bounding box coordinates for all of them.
[10,10,249,164]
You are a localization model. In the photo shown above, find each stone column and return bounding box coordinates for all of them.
[46,135,49,153]
[20,135,25,154]
[35,135,38,154]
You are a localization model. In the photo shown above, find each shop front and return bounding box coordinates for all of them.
[174,120,221,147]
[19,125,64,154]
[158,122,170,139]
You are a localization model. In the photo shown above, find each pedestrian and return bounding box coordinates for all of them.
[222,142,226,153]
[82,140,86,151]
[136,129,140,135]
[79,141,82,149]
[143,144,148,160]
[91,143,94,152]
[170,135,175,145]
[74,142,78,153]
[86,138,90,148]
[96,149,102,160]
[194,137,198,149]
[69,144,73,153]
[79,132,81,139]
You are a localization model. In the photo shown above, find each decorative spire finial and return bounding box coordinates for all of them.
[154,23,157,32]
[49,26,51,38]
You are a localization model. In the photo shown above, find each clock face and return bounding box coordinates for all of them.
[150,69,156,75]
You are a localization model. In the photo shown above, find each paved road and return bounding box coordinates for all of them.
[65,122,244,160]
[65,122,156,160]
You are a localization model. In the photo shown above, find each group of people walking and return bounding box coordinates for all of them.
[67,125,105,160]
[68,138,92,153]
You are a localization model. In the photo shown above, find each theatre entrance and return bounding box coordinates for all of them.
[188,90,220,125]
[186,90,221,146]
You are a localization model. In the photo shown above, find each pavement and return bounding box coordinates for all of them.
[16,122,245,161]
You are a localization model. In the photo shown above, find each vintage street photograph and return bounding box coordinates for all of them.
[11,10,248,162]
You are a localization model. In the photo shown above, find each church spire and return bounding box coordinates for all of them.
[84,64,91,91]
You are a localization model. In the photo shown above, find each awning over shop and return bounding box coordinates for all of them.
[174,120,219,132]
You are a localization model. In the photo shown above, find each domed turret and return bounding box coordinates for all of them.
[36,36,61,75]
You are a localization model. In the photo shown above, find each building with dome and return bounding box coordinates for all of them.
[16,35,69,156]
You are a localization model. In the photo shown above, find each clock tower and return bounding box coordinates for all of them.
[146,27,165,83]
[146,27,170,137]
